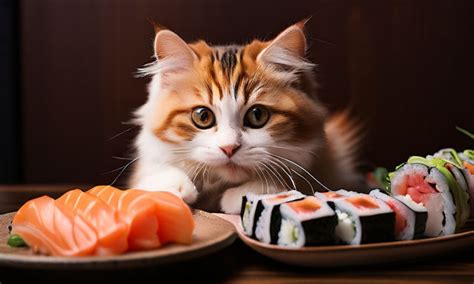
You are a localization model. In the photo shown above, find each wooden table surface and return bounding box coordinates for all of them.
[1,185,473,283]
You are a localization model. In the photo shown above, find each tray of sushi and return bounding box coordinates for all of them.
[216,148,474,267]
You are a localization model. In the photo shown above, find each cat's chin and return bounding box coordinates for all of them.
[213,163,251,183]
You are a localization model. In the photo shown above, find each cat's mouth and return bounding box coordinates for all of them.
[221,161,250,176]
[224,161,240,171]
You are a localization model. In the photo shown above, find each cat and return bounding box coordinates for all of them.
[129,20,365,213]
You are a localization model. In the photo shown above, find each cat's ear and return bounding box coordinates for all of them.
[153,29,197,73]
[257,21,310,71]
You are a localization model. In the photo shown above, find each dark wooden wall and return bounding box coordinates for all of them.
[0,0,20,183]
[19,0,474,184]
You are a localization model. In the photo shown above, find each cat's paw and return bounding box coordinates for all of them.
[133,169,198,204]
[220,182,273,214]
[176,175,198,204]
[220,188,243,214]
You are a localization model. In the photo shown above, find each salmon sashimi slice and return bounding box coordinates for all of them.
[88,185,160,250]
[12,196,97,257]
[138,190,195,245]
[57,189,129,256]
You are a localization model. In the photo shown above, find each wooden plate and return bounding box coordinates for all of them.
[0,210,237,270]
[216,214,474,267]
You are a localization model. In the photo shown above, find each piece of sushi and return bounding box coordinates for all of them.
[459,150,474,171]
[370,189,427,240]
[254,190,305,244]
[458,150,474,215]
[277,196,338,247]
[240,193,267,238]
[332,194,395,245]
[389,156,470,236]
[430,148,472,220]
[394,194,428,237]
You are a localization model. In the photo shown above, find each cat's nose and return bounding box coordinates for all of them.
[220,144,241,158]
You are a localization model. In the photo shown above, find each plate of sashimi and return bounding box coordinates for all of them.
[0,186,236,269]
[1,148,474,268]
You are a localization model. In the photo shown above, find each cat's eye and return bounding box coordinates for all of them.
[191,106,215,129]
[244,105,270,129]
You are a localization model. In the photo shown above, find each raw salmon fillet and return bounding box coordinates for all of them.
[139,190,195,245]
[57,189,129,256]
[12,196,97,257]
[88,186,161,250]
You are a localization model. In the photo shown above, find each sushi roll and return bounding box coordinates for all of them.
[277,197,338,247]
[389,156,470,236]
[459,150,474,172]
[254,190,304,244]
[332,194,395,244]
[240,193,266,238]
[458,150,474,212]
[433,148,474,217]
[370,189,427,240]
[394,194,428,238]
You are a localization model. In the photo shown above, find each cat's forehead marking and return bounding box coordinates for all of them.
[220,48,238,77]
[200,45,262,106]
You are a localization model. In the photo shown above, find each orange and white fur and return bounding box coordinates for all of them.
[130,22,365,213]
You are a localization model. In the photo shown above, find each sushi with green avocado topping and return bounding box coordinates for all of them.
[389,156,470,236]
[435,149,474,216]
[331,194,395,244]
[277,196,338,247]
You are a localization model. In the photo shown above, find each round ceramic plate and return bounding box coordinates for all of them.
[215,214,474,267]
[0,210,237,270]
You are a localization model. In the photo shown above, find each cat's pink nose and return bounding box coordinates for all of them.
[220,144,241,158]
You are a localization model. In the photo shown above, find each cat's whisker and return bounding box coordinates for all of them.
[202,165,210,186]
[268,153,332,192]
[252,166,265,195]
[266,156,297,190]
[255,163,270,195]
[265,158,296,190]
[259,162,283,190]
[171,150,192,154]
[192,162,206,184]
[257,162,279,194]
[189,162,203,184]
[109,156,141,186]
[182,161,198,176]
[183,161,199,180]
[290,169,315,195]
[112,156,135,161]
[260,159,291,190]
[107,126,138,141]
[250,145,317,157]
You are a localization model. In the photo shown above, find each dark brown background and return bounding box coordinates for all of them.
[19,0,474,184]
